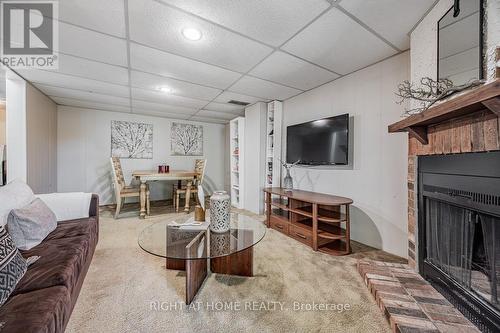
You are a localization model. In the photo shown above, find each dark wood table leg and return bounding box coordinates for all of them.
[165,231,208,304]
[186,259,207,304]
[210,246,253,277]
[265,192,271,227]
[166,258,186,270]
[185,231,207,304]
[312,203,318,251]
[345,204,351,254]
[165,258,207,305]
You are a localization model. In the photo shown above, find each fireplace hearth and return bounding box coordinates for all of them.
[418,151,500,332]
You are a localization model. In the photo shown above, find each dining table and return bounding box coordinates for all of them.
[132,170,199,218]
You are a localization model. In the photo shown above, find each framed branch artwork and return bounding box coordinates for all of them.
[171,122,203,156]
[111,120,153,159]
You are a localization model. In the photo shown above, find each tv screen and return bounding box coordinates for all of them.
[286,114,349,165]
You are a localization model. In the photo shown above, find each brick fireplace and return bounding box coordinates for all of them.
[407,109,500,269]
[389,80,500,331]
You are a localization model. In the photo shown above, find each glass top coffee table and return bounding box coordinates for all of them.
[138,212,266,304]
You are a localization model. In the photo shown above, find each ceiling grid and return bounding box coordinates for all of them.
[9,0,436,123]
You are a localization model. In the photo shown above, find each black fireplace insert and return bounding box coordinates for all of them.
[418,151,500,332]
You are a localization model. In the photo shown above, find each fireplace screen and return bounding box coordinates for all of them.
[425,198,499,309]
[419,151,500,331]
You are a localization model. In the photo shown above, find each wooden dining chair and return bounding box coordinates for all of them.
[173,159,207,212]
[110,157,150,218]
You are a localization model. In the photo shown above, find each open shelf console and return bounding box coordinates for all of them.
[264,187,353,255]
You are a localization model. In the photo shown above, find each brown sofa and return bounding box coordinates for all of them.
[0,194,99,333]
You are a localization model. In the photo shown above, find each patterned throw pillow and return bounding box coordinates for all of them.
[0,226,27,306]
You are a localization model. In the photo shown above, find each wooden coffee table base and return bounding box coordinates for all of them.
[211,247,253,277]
[166,247,254,304]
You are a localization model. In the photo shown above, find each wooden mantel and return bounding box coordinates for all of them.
[388,80,500,144]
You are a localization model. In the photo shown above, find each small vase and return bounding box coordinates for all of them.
[283,169,293,190]
[209,191,231,233]
[194,205,205,222]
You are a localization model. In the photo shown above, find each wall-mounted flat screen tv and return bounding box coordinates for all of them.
[286,114,349,165]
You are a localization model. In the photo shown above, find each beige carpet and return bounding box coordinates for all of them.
[66,204,404,333]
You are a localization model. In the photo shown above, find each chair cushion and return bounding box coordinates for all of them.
[0,286,71,333]
[14,235,90,296]
[7,198,57,250]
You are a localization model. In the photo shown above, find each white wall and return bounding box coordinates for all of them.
[57,106,227,205]
[243,102,267,214]
[3,71,58,191]
[282,52,410,257]
[26,84,57,194]
[0,105,5,145]
[411,0,500,84]
[484,0,500,81]
[6,70,27,183]
[411,0,454,84]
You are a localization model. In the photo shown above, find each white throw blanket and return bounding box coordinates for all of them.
[36,192,92,222]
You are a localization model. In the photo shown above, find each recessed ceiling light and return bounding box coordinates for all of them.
[157,86,172,93]
[182,27,202,41]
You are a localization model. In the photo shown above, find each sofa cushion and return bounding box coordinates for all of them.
[0,286,71,333]
[14,236,90,296]
[0,226,27,306]
[7,198,57,250]
[45,217,97,242]
[0,179,35,227]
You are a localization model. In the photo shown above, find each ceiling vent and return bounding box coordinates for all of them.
[227,100,250,106]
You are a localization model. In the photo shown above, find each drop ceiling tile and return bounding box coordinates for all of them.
[39,85,130,106]
[59,21,128,66]
[51,97,131,113]
[131,88,207,109]
[132,100,198,115]
[46,53,128,85]
[196,110,242,120]
[58,0,126,37]
[230,76,302,100]
[204,102,244,114]
[158,0,330,46]
[189,116,229,124]
[249,51,340,90]
[340,0,436,50]
[128,0,273,72]
[133,109,191,120]
[213,91,266,105]
[130,43,241,89]
[18,70,130,97]
[130,70,221,101]
[282,7,397,75]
